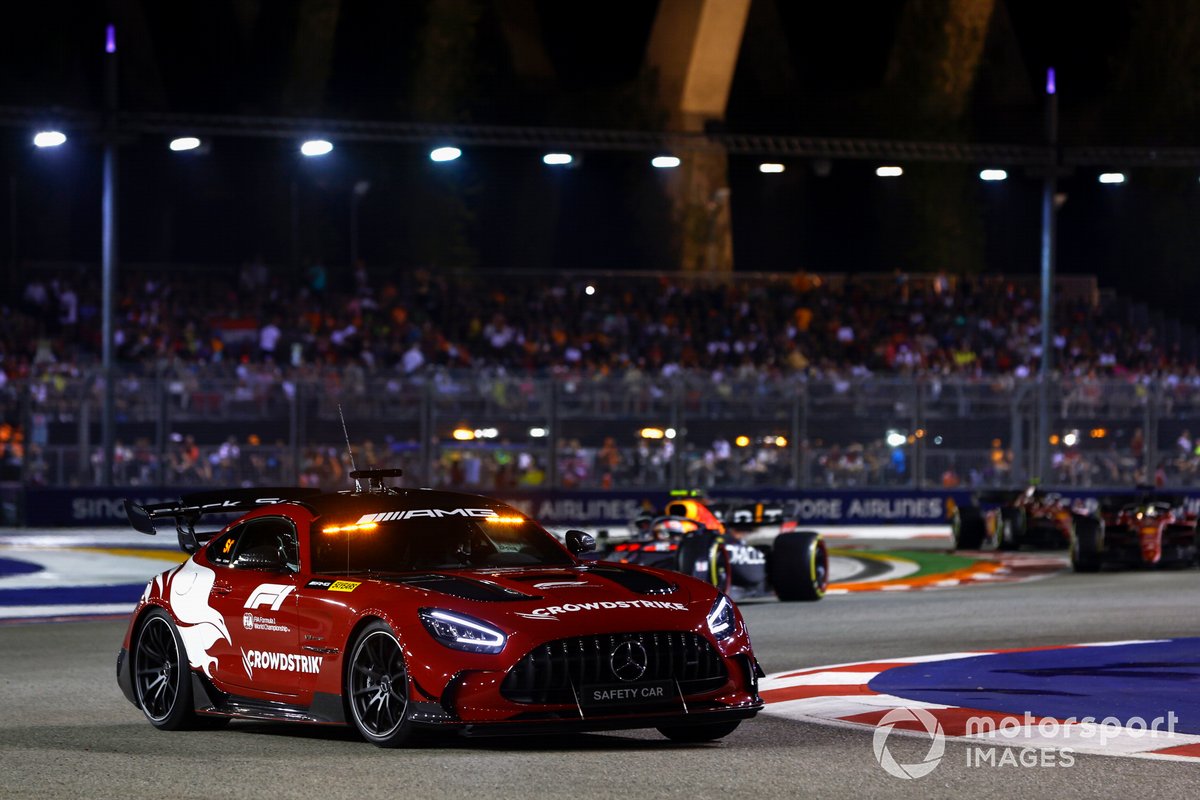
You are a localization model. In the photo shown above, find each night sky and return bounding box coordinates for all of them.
[2,1,1199,316]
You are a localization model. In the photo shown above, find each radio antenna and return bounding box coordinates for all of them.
[338,404,361,492]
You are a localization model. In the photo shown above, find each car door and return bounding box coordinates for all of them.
[291,570,358,709]
[204,516,303,698]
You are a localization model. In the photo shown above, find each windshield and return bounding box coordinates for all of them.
[310,516,574,574]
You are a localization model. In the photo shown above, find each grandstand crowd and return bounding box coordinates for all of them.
[2,261,1186,379]
[3,261,1200,490]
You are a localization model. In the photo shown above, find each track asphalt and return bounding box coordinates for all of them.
[1,551,1197,798]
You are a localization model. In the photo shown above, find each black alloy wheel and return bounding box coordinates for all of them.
[347,622,413,747]
[133,609,210,730]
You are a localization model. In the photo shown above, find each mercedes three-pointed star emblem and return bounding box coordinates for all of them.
[609,639,648,682]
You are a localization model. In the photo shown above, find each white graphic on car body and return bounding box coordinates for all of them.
[165,560,231,678]
[245,583,295,611]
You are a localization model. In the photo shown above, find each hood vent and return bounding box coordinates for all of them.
[505,572,581,584]
[387,574,534,602]
[585,565,677,596]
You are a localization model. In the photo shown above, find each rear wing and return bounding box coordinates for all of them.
[711,502,784,530]
[124,487,322,554]
[1097,490,1184,514]
[973,490,1023,506]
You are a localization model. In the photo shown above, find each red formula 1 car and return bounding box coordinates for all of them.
[951,486,1081,550]
[1071,491,1200,572]
[606,494,828,602]
[116,470,762,747]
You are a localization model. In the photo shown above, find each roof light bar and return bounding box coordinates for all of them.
[322,521,379,534]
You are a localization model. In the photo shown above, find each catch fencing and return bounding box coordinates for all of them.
[6,368,1200,496]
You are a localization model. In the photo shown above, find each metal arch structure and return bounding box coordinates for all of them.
[7,104,1200,166]
[0,104,1195,165]
[7,104,1200,165]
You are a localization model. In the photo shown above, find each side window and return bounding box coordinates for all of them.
[207,524,246,566]
[231,518,299,573]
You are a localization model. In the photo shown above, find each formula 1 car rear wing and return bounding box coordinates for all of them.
[715,502,784,529]
[1097,489,1186,514]
[125,488,323,554]
[973,489,1023,505]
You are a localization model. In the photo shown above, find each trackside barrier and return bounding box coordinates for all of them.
[19,487,973,528]
[20,486,1200,530]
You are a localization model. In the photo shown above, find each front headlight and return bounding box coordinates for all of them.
[418,608,507,654]
[706,593,737,640]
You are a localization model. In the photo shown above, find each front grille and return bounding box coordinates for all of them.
[500,631,727,704]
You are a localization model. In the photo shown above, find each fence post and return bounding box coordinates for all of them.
[911,377,923,489]
[288,380,301,484]
[789,385,800,488]
[1145,379,1157,482]
[914,377,925,489]
[1010,381,1027,487]
[156,374,168,485]
[78,386,91,483]
[547,378,559,489]
[18,375,31,486]
[670,382,682,488]
[419,380,433,486]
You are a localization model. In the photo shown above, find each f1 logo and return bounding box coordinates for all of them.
[245,583,295,611]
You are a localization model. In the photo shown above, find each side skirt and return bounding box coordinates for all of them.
[191,672,346,725]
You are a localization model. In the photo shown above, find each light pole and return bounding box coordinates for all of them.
[1036,67,1059,483]
[7,175,15,282]
[350,179,370,268]
[100,23,118,486]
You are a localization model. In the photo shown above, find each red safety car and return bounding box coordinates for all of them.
[1071,490,1200,572]
[116,470,763,747]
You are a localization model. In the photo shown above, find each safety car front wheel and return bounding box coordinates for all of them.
[346,621,414,747]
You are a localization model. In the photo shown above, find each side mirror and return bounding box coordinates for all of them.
[565,529,596,555]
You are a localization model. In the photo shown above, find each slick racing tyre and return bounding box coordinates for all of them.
[770,531,828,602]
[657,720,741,743]
[1070,517,1103,573]
[675,531,732,593]
[997,507,1023,551]
[133,608,226,730]
[346,621,414,747]
[952,506,986,550]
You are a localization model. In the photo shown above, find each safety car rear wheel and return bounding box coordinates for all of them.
[770,531,827,602]
[133,608,223,730]
[657,720,741,742]
[346,621,414,747]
